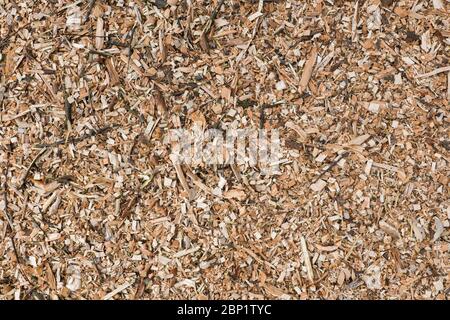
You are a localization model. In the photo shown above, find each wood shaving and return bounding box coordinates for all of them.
[0,0,448,300]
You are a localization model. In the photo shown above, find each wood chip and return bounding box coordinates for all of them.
[310,179,326,192]
[379,220,401,240]
[223,189,246,201]
[1,0,447,300]
[298,47,317,95]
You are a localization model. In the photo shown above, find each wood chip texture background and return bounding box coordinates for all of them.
[0,0,449,300]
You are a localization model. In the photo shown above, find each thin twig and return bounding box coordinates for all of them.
[1,104,45,122]
[259,102,282,129]
[19,147,48,189]
[313,152,349,183]
[84,0,96,24]
[300,236,314,282]
[416,66,450,79]
[0,21,34,51]
[2,144,25,267]
[64,88,72,130]
[88,49,114,57]
[259,104,266,129]
[236,0,265,61]
[199,0,225,51]
[2,145,14,230]
[126,25,136,75]
[35,125,117,148]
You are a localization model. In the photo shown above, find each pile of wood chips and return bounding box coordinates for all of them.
[0,0,449,300]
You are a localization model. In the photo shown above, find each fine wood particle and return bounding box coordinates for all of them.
[0,0,449,300]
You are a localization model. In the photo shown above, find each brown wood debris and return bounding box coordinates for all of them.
[0,0,448,300]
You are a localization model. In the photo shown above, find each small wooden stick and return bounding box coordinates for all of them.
[2,146,14,230]
[313,152,349,183]
[64,91,72,130]
[2,145,27,267]
[230,164,242,182]
[19,147,48,188]
[184,167,212,194]
[126,25,136,74]
[300,236,314,282]
[170,154,193,199]
[102,281,132,300]
[416,66,450,79]
[35,125,117,148]
[236,0,264,61]
[447,72,450,101]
